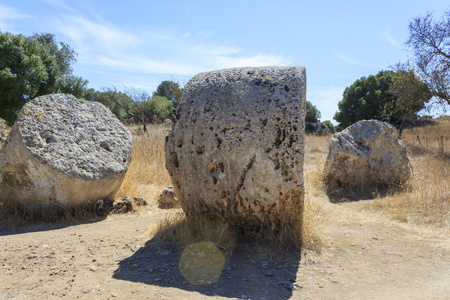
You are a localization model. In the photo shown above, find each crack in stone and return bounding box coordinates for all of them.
[235,154,256,196]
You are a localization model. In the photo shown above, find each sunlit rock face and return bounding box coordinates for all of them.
[0,94,132,213]
[323,119,412,198]
[165,66,306,225]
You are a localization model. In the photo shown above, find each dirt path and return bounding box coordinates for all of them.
[1,198,449,300]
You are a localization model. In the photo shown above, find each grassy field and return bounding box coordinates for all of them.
[365,118,450,227]
[1,119,448,247]
[117,118,449,251]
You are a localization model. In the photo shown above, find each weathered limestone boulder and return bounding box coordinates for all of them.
[165,66,306,224]
[0,94,132,212]
[158,186,179,209]
[323,120,412,198]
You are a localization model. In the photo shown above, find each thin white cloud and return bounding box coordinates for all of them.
[210,53,291,69]
[53,15,139,56]
[0,4,35,30]
[48,12,291,76]
[379,28,402,48]
[2,2,291,84]
[335,52,379,68]
[42,0,73,11]
[95,56,202,76]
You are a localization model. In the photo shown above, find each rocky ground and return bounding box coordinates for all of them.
[1,196,449,300]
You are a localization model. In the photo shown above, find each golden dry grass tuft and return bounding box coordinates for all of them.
[153,211,306,251]
[0,200,102,228]
[115,124,172,202]
[153,212,236,255]
[302,134,334,251]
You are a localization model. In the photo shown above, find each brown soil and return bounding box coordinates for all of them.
[1,196,449,300]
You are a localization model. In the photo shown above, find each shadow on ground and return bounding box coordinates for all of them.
[113,238,301,299]
[0,214,107,237]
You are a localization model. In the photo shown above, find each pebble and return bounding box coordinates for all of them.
[289,283,303,290]
[132,245,142,252]
[310,258,317,264]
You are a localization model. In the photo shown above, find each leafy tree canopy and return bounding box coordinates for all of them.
[334,70,397,129]
[305,101,321,123]
[153,80,183,108]
[321,120,336,134]
[150,95,175,121]
[0,31,87,126]
[89,86,175,131]
[334,69,430,130]
[84,88,132,120]
[385,65,432,136]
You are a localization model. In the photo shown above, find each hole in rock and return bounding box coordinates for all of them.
[197,144,205,155]
[100,141,112,152]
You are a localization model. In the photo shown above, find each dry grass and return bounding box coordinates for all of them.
[115,124,172,201]
[153,212,236,257]
[366,119,450,228]
[0,200,102,228]
[301,120,449,230]
[302,134,333,251]
[3,116,446,248]
[401,117,450,158]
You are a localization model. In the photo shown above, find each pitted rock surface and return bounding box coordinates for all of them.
[0,93,132,212]
[323,119,412,198]
[158,186,179,209]
[165,66,306,224]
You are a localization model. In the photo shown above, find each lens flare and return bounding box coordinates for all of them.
[179,241,225,285]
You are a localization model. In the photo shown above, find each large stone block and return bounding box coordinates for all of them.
[323,119,412,198]
[165,66,306,224]
[0,94,132,212]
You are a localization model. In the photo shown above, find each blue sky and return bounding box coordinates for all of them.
[1,0,449,122]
